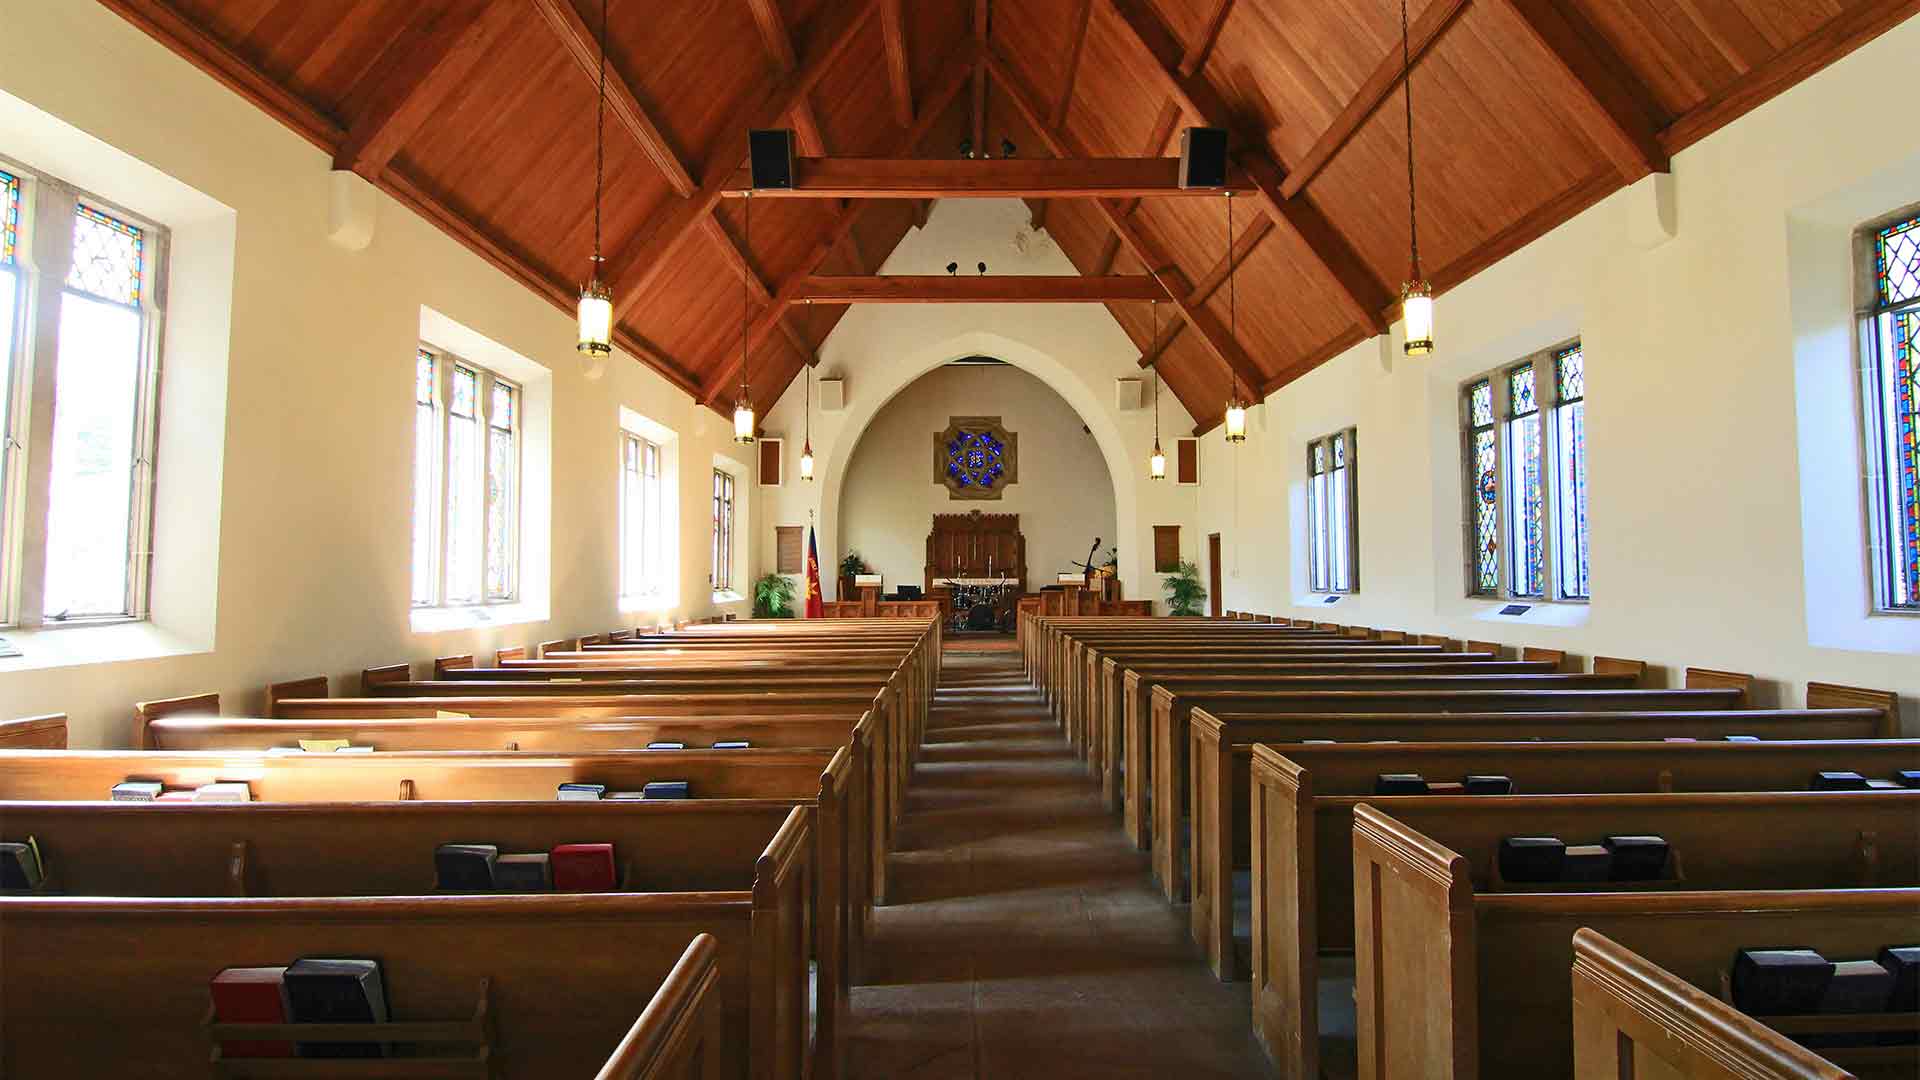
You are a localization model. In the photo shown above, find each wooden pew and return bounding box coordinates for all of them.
[0,804,817,1079]
[598,934,725,1080]
[1350,795,1920,1079]
[0,712,67,748]
[1570,929,1891,1080]
[1243,734,1917,1077]
[1149,674,1685,900]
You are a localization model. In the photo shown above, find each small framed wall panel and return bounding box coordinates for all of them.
[758,438,783,487]
[775,525,804,574]
[1176,438,1200,486]
[1153,526,1181,573]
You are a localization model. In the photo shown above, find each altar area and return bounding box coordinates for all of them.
[926,512,1024,632]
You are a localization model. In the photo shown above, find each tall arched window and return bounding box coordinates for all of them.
[1461,342,1588,601]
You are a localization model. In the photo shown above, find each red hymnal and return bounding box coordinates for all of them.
[210,966,293,1058]
[550,843,617,891]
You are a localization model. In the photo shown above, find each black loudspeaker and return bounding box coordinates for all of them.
[748,129,795,190]
[1179,127,1229,189]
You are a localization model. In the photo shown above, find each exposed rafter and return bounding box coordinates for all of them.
[700,216,812,360]
[529,0,695,196]
[971,0,989,156]
[1179,0,1234,76]
[1138,214,1274,367]
[1280,0,1470,199]
[989,52,1268,398]
[879,0,914,128]
[604,0,878,323]
[334,0,514,179]
[1099,0,1392,336]
[1496,0,1668,180]
[795,275,1172,304]
[718,156,1255,198]
[699,42,980,406]
[743,0,830,155]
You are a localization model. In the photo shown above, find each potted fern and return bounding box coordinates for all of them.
[1164,559,1207,616]
[837,552,868,600]
[752,572,797,619]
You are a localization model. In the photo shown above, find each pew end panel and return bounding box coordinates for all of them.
[0,713,68,749]
[1249,745,1319,1080]
[595,934,726,1080]
[1351,802,1480,1080]
[360,663,411,696]
[1685,667,1754,700]
[1807,683,1901,738]
[1570,929,1856,1080]
[1522,647,1568,670]
[134,693,221,749]
[434,654,476,678]
[496,646,527,664]
[1592,656,1648,684]
[750,805,815,1080]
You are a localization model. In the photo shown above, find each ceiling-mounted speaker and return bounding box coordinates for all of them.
[748,130,795,190]
[1179,127,1229,189]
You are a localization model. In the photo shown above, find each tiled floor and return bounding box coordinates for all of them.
[847,646,1276,1079]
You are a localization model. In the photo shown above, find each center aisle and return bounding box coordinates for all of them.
[848,639,1275,1078]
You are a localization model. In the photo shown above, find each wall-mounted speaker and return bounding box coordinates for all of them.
[1179,127,1229,189]
[748,129,795,190]
[1114,378,1144,412]
[818,377,845,412]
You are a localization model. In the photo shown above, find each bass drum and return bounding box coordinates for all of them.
[966,603,997,632]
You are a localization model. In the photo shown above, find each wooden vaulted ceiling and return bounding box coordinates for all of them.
[101,0,1916,431]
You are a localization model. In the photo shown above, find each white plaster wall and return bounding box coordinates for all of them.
[0,2,754,746]
[837,364,1116,589]
[1194,15,1920,729]
[754,198,1199,608]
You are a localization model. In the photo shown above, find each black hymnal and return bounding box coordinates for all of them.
[434,843,497,892]
[1561,844,1611,883]
[1498,837,1565,883]
[1812,770,1871,791]
[1603,835,1669,881]
[1732,948,1833,1016]
[1464,775,1514,795]
[0,838,44,890]
[284,958,388,1058]
[1373,773,1428,795]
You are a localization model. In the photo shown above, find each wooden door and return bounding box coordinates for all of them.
[1207,534,1223,617]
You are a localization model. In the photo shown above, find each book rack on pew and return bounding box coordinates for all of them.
[204,978,494,1078]
[1713,971,1920,1073]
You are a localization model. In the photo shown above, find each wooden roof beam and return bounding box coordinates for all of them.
[1281,0,1470,199]
[795,275,1172,304]
[699,216,812,360]
[743,0,829,154]
[604,0,878,322]
[988,51,1267,397]
[1138,213,1274,366]
[334,0,517,179]
[718,156,1256,198]
[699,41,980,406]
[1101,0,1392,336]
[1180,0,1234,76]
[880,0,914,128]
[1032,0,1097,234]
[530,0,696,196]
[1495,0,1668,179]
[971,0,989,155]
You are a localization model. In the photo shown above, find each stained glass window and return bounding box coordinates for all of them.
[1505,363,1546,597]
[946,430,1007,490]
[1466,380,1498,595]
[1,169,18,266]
[1863,213,1920,610]
[1308,440,1328,592]
[67,203,144,306]
[1553,346,1590,599]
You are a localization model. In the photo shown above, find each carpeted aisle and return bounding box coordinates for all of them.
[847,641,1275,1078]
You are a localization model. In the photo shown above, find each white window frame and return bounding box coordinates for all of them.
[620,430,668,606]
[412,344,520,611]
[711,467,736,595]
[1858,208,1920,614]
[1305,427,1358,594]
[0,154,168,630]
[1461,339,1588,603]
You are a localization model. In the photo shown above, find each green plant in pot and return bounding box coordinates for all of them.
[839,552,868,580]
[752,572,797,619]
[1164,559,1207,616]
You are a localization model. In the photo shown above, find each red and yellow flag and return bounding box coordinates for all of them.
[804,525,825,619]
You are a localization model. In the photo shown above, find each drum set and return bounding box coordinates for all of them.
[944,576,1016,633]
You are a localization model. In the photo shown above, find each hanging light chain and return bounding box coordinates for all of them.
[740,191,752,402]
[1402,0,1420,281]
[1151,299,1160,443]
[1226,190,1238,406]
[593,0,608,265]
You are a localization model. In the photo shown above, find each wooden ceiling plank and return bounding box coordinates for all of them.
[1279,0,1470,199]
[700,215,813,359]
[741,0,829,156]
[880,0,915,128]
[1179,0,1234,77]
[795,275,1172,303]
[1138,213,1274,366]
[717,156,1257,198]
[604,0,879,323]
[988,51,1266,397]
[529,0,696,197]
[1658,0,1920,154]
[1495,0,1669,179]
[1100,0,1392,336]
[698,41,980,405]
[334,0,512,179]
[95,0,345,152]
[1053,0,1097,129]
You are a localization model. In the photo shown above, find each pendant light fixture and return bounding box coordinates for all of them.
[575,0,614,377]
[1398,0,1434,357]
[799,360,816,481]
[733,190,757,444]
[1148,300,1167,480]
[1221,191,1248,444]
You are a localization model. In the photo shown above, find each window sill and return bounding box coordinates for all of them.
[618,594,678,616]
[0,619,208,673]
[1468,598,1591,628]
[409,601,549,635]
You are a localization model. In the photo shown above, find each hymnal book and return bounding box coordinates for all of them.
[195,782,253,803]
[713,740,750,749]
[1560,844,1611,883]
[0,838,44,890]
[334,746,374,754]
[1732,949,1833,1016]
[493,853,550,892]
[111,780,164,802]
[434,710,469,720]
[642,781,690,800]
[284,958,388,1058]
[1898,771,1920,789]
[156,790,197,802]
[605,791,647,800]
[557,783,606,801]
[645,742,686,751]
[551,843,617,891]
[297,739,351,753]
[1812,770,1871,791]
[434,844,498,891]
[210,966,293,1059]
